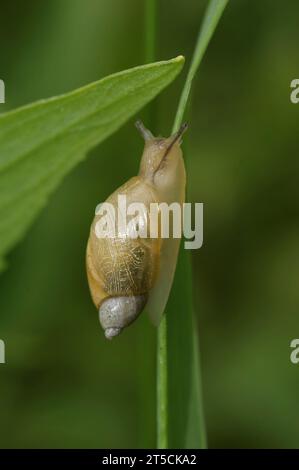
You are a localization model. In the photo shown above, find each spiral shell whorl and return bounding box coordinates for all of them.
[99,295,148,339]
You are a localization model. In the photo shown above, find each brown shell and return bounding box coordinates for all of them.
[86,176,161,309]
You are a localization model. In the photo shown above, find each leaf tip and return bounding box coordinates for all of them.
[173,55,185,67]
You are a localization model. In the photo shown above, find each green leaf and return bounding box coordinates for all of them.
[0,56,184,271]
[157,0,229,449]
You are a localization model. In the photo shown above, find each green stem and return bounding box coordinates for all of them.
[144,0,164,448]
[144,0,168,449]
[157,314,168,448]
[157,0,229,449]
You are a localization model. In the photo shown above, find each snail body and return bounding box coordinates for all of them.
[86,121,187,339]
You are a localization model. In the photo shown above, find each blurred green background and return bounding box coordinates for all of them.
[0,0,298,448]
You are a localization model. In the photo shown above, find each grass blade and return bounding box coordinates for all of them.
[157,0,229,449]
[157,315,168,448]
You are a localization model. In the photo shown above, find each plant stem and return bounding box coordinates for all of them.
[144,0,168,449]
[157,314,168,448]
[157,0,229,449]
[144,0,165,448]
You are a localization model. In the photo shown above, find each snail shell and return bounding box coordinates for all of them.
[86,120,186,339]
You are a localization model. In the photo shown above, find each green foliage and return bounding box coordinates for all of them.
[158,0,229,449]
[0,0,298,450]
[0,56,184,270]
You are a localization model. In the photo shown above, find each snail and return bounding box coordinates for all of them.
[86,120,187,339]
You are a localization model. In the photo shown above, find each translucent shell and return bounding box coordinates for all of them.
[86,121,186,337]
[86,176,161,307]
